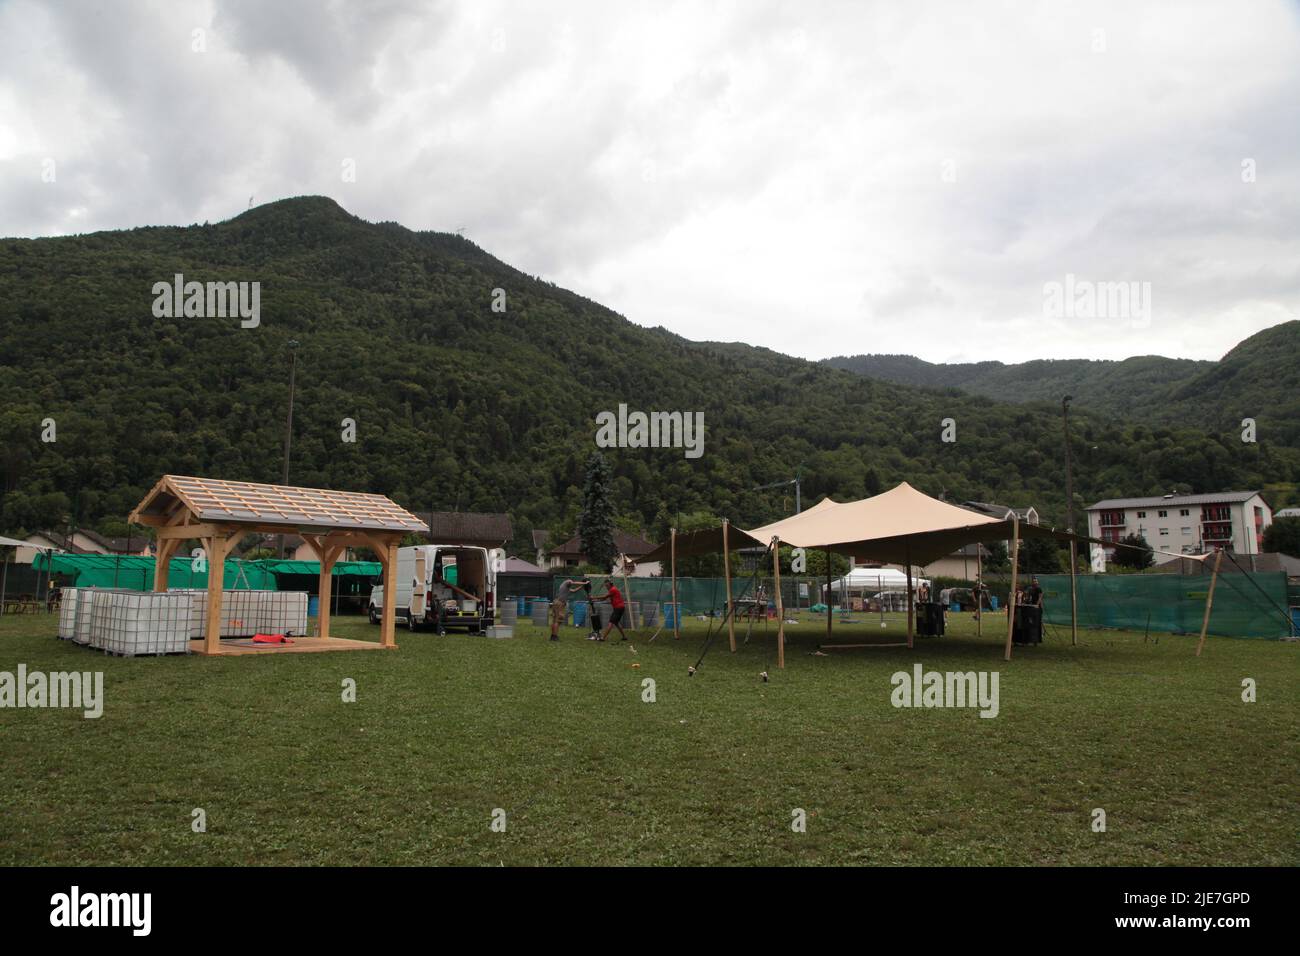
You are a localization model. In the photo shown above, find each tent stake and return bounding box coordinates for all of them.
[1004,514,1021,661]
[1195,549,1223,657]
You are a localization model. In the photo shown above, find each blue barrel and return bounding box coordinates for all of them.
[663,603,681,628]
[308,596,320,617]
[572,603,588,627]
[990,596,999,610]
[950,603,960,612]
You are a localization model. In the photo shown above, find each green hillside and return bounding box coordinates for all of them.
[1,196,1296,547]
[824,323,1300,444]
[823,353,1214,419]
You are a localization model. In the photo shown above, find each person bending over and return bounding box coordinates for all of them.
[550,578,589,641]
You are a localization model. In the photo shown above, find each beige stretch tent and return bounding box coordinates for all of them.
[130,475,427,654]
[637,482,1084,665]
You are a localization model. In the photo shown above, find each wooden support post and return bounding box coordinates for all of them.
[723,520,736,652]
[905,543,914,649]
[1004,515,1021,662]
[1069,536,1079,647]
[202,533,228,655]
[670,527,679,640]
[153,538,179,592]
[380,538,398,649]
[1195,549,1224,658]
[772,537,785,669]
[826,548,833,645]
[975,545,983,638]
[317,544,341,640]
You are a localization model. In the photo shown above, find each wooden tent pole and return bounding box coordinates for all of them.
[772,536,785,668]
[975,545,982,638]
[826,548,833,644]
[723,520,736,652]
[1069,535,1079,647]
[1195,549,1224,657]
[670,527,679,640]
[620,555,635,629]
[1004,515,1021,661]
[905,543,914,649]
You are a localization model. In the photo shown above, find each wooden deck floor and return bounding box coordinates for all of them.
[189,636,392,656]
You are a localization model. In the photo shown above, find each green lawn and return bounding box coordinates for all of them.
[1,608,1295,866]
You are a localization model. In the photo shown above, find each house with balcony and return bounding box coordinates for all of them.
[1086,491,1272,563]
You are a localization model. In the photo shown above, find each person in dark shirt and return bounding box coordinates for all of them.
[1024,577,1044,608]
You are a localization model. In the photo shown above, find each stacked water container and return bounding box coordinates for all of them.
[258,591,309,636]
[173,589,309,638]
[57,587,80,640]
[90,590,193,656]
[69,587,110,645]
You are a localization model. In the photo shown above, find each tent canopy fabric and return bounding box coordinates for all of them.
[0,534,49,550]
[640,483,1090,570]
[633,524,765,566]
[749,482,1016,565]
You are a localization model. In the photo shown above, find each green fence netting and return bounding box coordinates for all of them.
[256,559,382,578]
[1034,572,1293,639]
[34,554,279,590]
[548,575,832,615]
[32,554,384,591]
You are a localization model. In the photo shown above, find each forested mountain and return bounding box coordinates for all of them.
[1,196,1296,552]
[824,322,1300,442]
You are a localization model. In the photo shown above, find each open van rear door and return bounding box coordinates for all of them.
[410,548,428,619]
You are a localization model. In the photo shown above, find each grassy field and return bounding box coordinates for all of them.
[1,607,1295,866]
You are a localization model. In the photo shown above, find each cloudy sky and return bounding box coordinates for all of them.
[2,0,1298,363]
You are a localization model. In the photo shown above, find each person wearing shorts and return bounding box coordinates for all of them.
[550,578,588,641]
[591,578,628,642]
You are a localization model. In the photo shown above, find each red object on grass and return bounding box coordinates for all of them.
[252,633,293,644]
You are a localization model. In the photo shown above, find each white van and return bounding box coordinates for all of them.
[368,544,497,635]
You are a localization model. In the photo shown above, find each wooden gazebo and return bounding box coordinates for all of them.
[129,475,426,654]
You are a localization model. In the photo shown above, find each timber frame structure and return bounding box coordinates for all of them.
[129,475,427,654]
